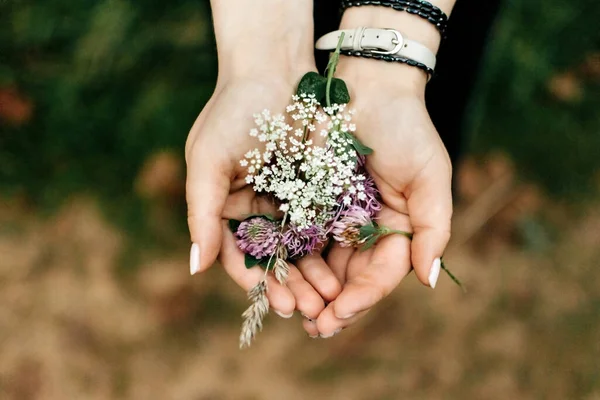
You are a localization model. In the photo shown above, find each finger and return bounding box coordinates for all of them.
[222,186,282,220]
[219,222,295,316]
[296,253,342,302]
[333,218,412,319]
[286,266,326,320]
[302,318,319,338]
[186,140,230,275]
[406,152,453,288]
[325,244,354,285]
[316,302,367,338]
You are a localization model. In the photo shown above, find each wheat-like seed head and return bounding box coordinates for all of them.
[274,259,290,285]
[239,279,269,349]
[273,245,290,285]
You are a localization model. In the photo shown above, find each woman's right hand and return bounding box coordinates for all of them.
[185,75,342,320]
[186,0,344,321]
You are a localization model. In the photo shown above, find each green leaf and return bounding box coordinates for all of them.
[359,222,379,240]
[358,222,382,251]
[258,256,276,271]
[360,234,380,251]
[245,253,276,270]
[342,131,373,156]
[244,213,277,221]
[228,219,241,233]
[330,78,350,104]
[297,72,327,102]
[349,133,373,155]
[244,253,261,269]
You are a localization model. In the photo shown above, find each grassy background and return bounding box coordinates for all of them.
[468,0,600,196]
[1,0,599,399]
[1,0,599,209]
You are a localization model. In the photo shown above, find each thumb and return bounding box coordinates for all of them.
[406,153,453,289]
[186,144,230,275]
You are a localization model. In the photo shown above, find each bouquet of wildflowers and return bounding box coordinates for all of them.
[230,35,460,348]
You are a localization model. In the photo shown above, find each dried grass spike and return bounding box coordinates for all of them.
[276,244,288,260]
[239,279,269,349]
[274,259,290,285]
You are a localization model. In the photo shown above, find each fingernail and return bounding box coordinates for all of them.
[309,334,319,339]
[429,257,441,289]
[190,243,200,275]
[339,313,355,319]
[320,328,342,339]
[301,313,314,322]
[275,310,294,319]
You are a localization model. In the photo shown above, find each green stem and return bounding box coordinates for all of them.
[262,213,289,277]
[325,32,345,108]
[440,259,467,293]
[379,226,414,240]
[376,227,464,291]
[280,213,288,229]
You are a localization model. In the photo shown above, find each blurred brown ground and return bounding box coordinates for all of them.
[1,154,599,400]
[2,0,600,398]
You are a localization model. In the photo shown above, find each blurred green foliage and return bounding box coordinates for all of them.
[0,0,216,209]
[468,0,600,196]
[0,0,599,212]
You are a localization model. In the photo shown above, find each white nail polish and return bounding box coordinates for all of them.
[275,310,294,319]
[309,334,319,339]
[190,243,200,275]
[320,328,342,339]
[429,257,441,289]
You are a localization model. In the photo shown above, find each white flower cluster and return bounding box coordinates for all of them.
[241,93,367,230]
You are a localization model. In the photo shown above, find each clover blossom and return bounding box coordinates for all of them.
[282,224,326,259]
[331,205,372,247]
[339,171,382,217]
[235,217,281,259]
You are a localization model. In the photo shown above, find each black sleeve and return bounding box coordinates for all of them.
[313,0,502,164]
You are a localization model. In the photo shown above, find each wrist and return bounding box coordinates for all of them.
[341,7,442,53]
[336,3,456,96]
[212,0,315,80]
[337,56,427,99]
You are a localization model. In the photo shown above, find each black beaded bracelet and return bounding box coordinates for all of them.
[340,49,435,77]
[341,0,448,37]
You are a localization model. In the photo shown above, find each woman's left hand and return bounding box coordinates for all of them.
[303,59,453,337]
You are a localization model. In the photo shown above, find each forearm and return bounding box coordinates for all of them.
[211,0,315,79]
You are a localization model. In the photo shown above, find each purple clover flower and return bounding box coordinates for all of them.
[235,217,281,259]
[336,168,382,219]
[331,206,372,247]
[356,173,382,217]
[282,224,326,259]
[357,154,367,168]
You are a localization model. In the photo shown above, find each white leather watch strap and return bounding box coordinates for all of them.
[315,27,436,71]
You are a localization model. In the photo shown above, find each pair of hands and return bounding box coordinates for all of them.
[185,56,452,338]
